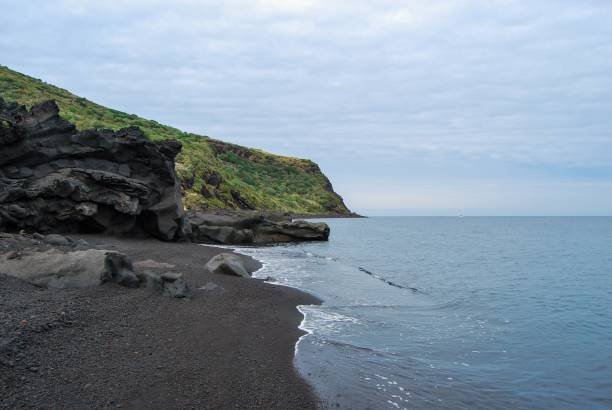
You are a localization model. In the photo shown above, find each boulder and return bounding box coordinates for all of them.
[205,253,250,278]
[0,98,188,241]
[136,270,190,298]
[137,270,164,290]
[198,282,220,291]
[160,272,190,298]
[40,233,74,247]
[0,249,139,289]
[187,211,330,245]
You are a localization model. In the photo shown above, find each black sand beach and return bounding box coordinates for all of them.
[0,234,321,409]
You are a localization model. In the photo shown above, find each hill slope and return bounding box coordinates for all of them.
[0,65,351,215]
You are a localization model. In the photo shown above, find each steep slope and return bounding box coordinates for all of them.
[0,65,351,215]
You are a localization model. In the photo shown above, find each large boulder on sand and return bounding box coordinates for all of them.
[205,253,250,278]
[0,98,188,240]
[0,248,139,289]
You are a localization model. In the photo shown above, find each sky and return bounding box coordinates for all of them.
[2,0,612,215]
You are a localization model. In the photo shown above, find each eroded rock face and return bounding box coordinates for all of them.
[0,98,188,240]
[188,211,330,245]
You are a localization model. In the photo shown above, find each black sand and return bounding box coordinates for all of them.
[0,234,321,409]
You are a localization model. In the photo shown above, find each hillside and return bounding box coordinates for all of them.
[0,65,351,215]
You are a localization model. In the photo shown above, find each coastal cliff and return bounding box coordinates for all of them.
[0,98,331,243]
[0,65,352,216]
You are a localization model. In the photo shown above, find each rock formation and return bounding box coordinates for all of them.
[188,211,330,245]
[205,253,251,277]
[0,248,139,289]
[136,270,190,298]
[0,98,188,240]
[0,232,190,296]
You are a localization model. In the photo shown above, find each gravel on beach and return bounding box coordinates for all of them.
[0,234,321,409]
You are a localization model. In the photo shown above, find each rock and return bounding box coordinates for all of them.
[41,234,74,247]
[163,280,189,298]
[136,270,163,290]
[187,211,330,244]
[198,282,220,291]
[0,249,139,289]
[191,225,254,244]
[253,219,330,244]
[133,259,176,269]
[136,270,189,297]
[160,272,190,298]
[205,253,250,278]
[0,98,188,241]
[160,271,182,282]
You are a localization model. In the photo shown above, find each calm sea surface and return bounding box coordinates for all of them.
[235,217,612,409]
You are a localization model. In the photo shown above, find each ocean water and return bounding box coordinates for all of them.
[235,217,612,409]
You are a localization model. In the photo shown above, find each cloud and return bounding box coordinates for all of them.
[2,0,612,213]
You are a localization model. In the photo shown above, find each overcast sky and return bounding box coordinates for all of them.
[2,0,612,215]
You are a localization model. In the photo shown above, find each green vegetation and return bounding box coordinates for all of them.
[0,65,350,215]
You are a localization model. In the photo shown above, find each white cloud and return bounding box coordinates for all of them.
[2,0,612,213]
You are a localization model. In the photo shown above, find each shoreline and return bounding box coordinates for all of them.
[198,243,325,363]
[0,234,322,409]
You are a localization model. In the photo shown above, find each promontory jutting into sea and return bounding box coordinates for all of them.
[2,1,612,409]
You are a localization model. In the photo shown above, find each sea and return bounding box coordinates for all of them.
[233,217,612,409]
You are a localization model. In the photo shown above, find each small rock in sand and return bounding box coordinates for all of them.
[198,282,220,291]
[161,272,190,298]
[137,270,163,290]
[205,253,250,278]
[42,234,74,247]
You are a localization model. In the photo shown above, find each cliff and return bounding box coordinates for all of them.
[0,65,352,216]
[0,98,188,240]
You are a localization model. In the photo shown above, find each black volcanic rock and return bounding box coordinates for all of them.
[188,211,330,245]
[0,98,188,240]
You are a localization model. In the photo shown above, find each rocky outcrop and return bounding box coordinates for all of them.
[0,248,139,289]
[205,253,250,277]
[188,211,330,245]
[0,98,188,240]
[254,219,331,243]
[0,232,190,297]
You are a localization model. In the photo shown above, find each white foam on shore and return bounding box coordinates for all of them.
[199,244,322,358]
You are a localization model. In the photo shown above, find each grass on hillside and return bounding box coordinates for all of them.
[0,65,350,215]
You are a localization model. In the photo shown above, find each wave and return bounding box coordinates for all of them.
[358,267,426,294]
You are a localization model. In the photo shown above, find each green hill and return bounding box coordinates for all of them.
[0,65,351,215]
